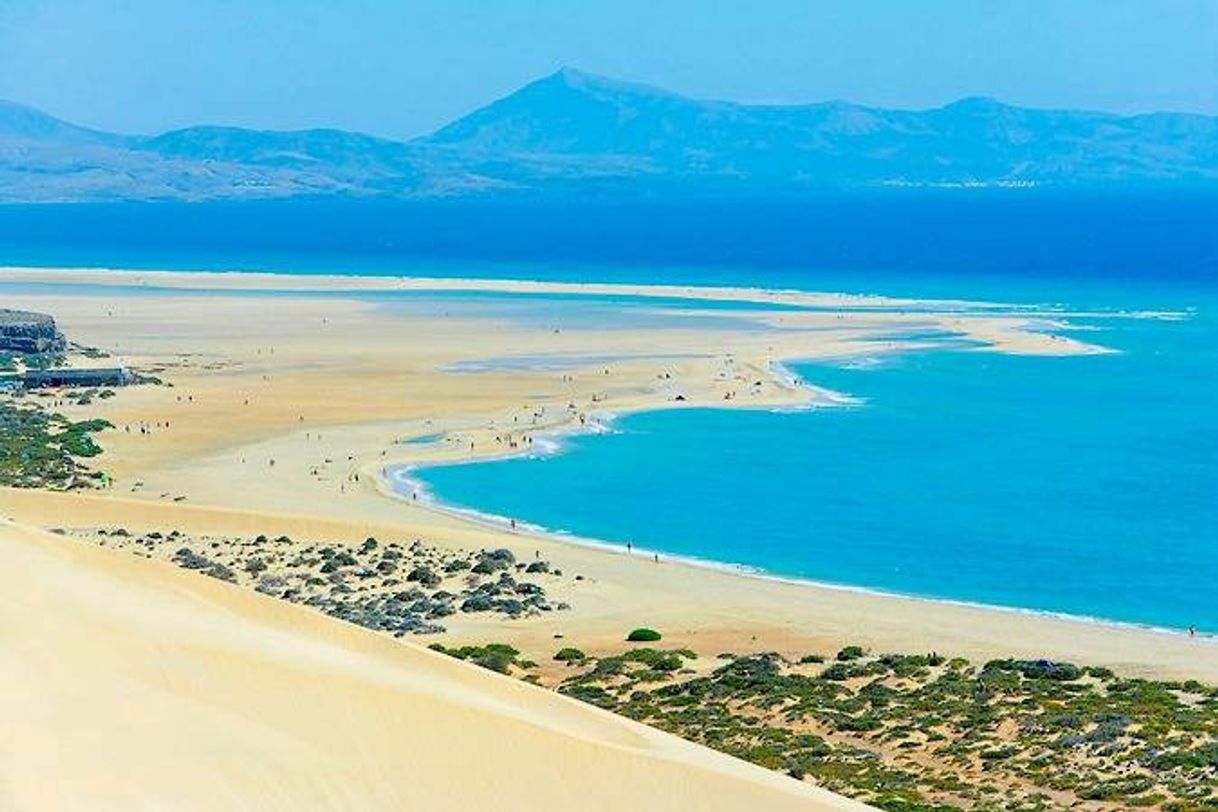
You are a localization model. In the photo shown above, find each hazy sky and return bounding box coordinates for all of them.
[2,0,1216,139]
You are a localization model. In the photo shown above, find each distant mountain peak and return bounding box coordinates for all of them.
[0,98,121,145]
[942,95,1008,111]
[3,72,1218,203]
[547,66,598,85]
[526,67,679,100]
[0,98,42,116]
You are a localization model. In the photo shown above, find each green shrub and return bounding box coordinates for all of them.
[820,663,851,681]
[430,642,522,674]
[554,647,587,662]
[836,645,865,661]
[406,565,440,587]
[627,627,662,642]
[622,648,686,672]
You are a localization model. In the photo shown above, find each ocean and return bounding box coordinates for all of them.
[3,191,1216,631]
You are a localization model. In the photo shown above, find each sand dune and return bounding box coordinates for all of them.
[0,519,865,811]
[7,486,1215,685]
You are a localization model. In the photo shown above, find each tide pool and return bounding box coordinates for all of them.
[412,306,1218,632]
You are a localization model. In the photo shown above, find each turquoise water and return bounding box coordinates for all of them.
[402,432,445,445]
[414,303,1218,632]
[5,194,1218,632]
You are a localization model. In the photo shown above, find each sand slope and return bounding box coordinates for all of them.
[0,519,865,811]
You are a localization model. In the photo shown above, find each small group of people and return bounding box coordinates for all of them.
[124,420,169,435]
[625,542,660,563]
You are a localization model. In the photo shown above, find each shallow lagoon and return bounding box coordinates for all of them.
[6,193,1218,631]
[415,305,1218,632]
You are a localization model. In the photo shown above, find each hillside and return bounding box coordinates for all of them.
[4,68,1217,202]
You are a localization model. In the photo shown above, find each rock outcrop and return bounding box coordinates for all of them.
[0,310,67,354]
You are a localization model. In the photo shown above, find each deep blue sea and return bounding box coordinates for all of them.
[3,192,1216,631]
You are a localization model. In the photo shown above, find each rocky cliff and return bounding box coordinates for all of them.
[0,310,67,354]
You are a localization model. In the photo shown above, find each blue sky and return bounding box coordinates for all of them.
[2,0,1216,138]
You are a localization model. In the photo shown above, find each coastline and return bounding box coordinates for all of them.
[2,264,1188,320]
[386,435,1215,647]
[0,264,1004,309]
[1,265,1214,684]
[370,340,1196,641]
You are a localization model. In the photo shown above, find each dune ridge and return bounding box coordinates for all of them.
[0,516,866,811]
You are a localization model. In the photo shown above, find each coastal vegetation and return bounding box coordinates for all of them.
[0,310,142,489]
[627,627,663,642]
[414,633,1218,809]
[428,642,535,675]
[65,528,571,635]
[547,646,1218,812]
[415,633,1218,811]
[57,527,1218,810]
[0,400,110,488]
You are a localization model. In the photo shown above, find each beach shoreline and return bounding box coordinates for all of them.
[1,265,1213,684]
[377,400,1213,645]
[384,460,1218,646]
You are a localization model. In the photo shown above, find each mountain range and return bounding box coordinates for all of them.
[3,67,1218,202]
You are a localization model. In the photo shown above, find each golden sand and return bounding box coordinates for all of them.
[0,517,873,811]
[1,267,1213,808]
